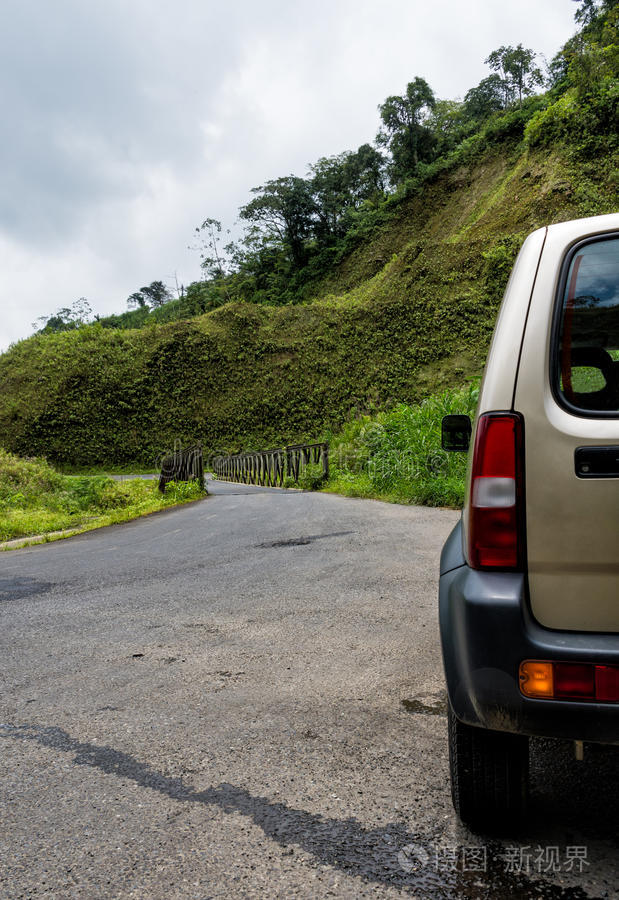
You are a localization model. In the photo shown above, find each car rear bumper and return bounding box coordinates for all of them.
[439,521,619,744]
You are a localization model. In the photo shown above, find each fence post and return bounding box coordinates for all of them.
[158,443,205,492]
[212,442,329,487]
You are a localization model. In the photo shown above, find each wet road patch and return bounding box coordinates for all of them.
[401,694,448,716]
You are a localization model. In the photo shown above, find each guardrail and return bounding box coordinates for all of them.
[158,444,204,492]
[212,442,328,487]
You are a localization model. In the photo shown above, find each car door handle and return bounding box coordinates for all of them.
[575,446,619,478]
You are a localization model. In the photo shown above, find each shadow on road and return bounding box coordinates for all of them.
[0,577,53,601]
[0,723,593,899]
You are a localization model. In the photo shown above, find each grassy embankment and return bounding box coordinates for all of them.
[319,383,477,506]
[0,449,204,546]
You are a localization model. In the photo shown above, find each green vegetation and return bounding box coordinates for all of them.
[2,137,614,469]
[323,384,478,506]
[0,449,205,545]
[57,463,160,476]
[0,1,616,499]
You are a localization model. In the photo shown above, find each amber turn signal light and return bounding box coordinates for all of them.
[519,660,554,698]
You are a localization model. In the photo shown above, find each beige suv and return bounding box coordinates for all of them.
[440,213,619,830]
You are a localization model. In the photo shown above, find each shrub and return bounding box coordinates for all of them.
[163,479,204,502]
[296,461,326,491]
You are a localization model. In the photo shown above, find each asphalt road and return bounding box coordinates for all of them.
[1,478,618,899]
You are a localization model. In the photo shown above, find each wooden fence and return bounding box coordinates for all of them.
[212,442,328,487]
[158,444,204,492]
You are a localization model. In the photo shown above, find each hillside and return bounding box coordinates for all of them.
[1,137,617,467]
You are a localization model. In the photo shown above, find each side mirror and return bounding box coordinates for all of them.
[442,415,471,452]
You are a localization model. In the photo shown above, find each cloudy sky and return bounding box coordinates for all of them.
[1,0,579,350]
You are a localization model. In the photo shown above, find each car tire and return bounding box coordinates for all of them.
[448,702,529,832]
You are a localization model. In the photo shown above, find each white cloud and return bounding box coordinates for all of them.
[0,0,577,350]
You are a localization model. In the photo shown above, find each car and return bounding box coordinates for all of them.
[439,212,619,831]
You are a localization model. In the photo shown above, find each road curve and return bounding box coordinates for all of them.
[0,480,617,898]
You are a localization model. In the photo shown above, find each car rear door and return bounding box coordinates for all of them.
[514,215,619,632]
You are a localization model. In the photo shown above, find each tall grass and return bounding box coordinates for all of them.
[324,384,478,507]
[0,449,205,543]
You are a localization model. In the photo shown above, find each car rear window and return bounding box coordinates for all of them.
[555,235,619,415]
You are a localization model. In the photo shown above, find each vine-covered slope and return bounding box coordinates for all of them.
[0,144,616,466]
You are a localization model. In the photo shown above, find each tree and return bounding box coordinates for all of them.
[345,144,387,202]
[308,146,385,244]
[506,45,545,105]
[426,99,470,154]
[126,281,172,309]
[239,176,317,269]
[569,2,618,95]
[190,217,240,302]
[546,1,617,99]
[376,77,436,182]
[308,154,352,242]
[546,46,572,91]
[463,75,505,119]
[127,292,147,309]
[140,281,172,308]
[572,0,615,26]
[484,44,544,107]
[193,218,235,282]
[484,46,515,107]
[70,297,93,323]
[33,298,93,334]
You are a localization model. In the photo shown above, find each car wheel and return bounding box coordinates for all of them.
[448,702,529,832]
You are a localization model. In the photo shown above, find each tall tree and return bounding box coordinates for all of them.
[309,154,353,242]
[376,77,436,182]
[308,146,386,243]
[193,217,237,297]
[239,176,317,269]
[485,44,544,107]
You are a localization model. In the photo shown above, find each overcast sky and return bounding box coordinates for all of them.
[1,0,579,351]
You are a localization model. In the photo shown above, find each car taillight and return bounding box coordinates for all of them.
[468,412,524,570]
[520,660,619,702]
